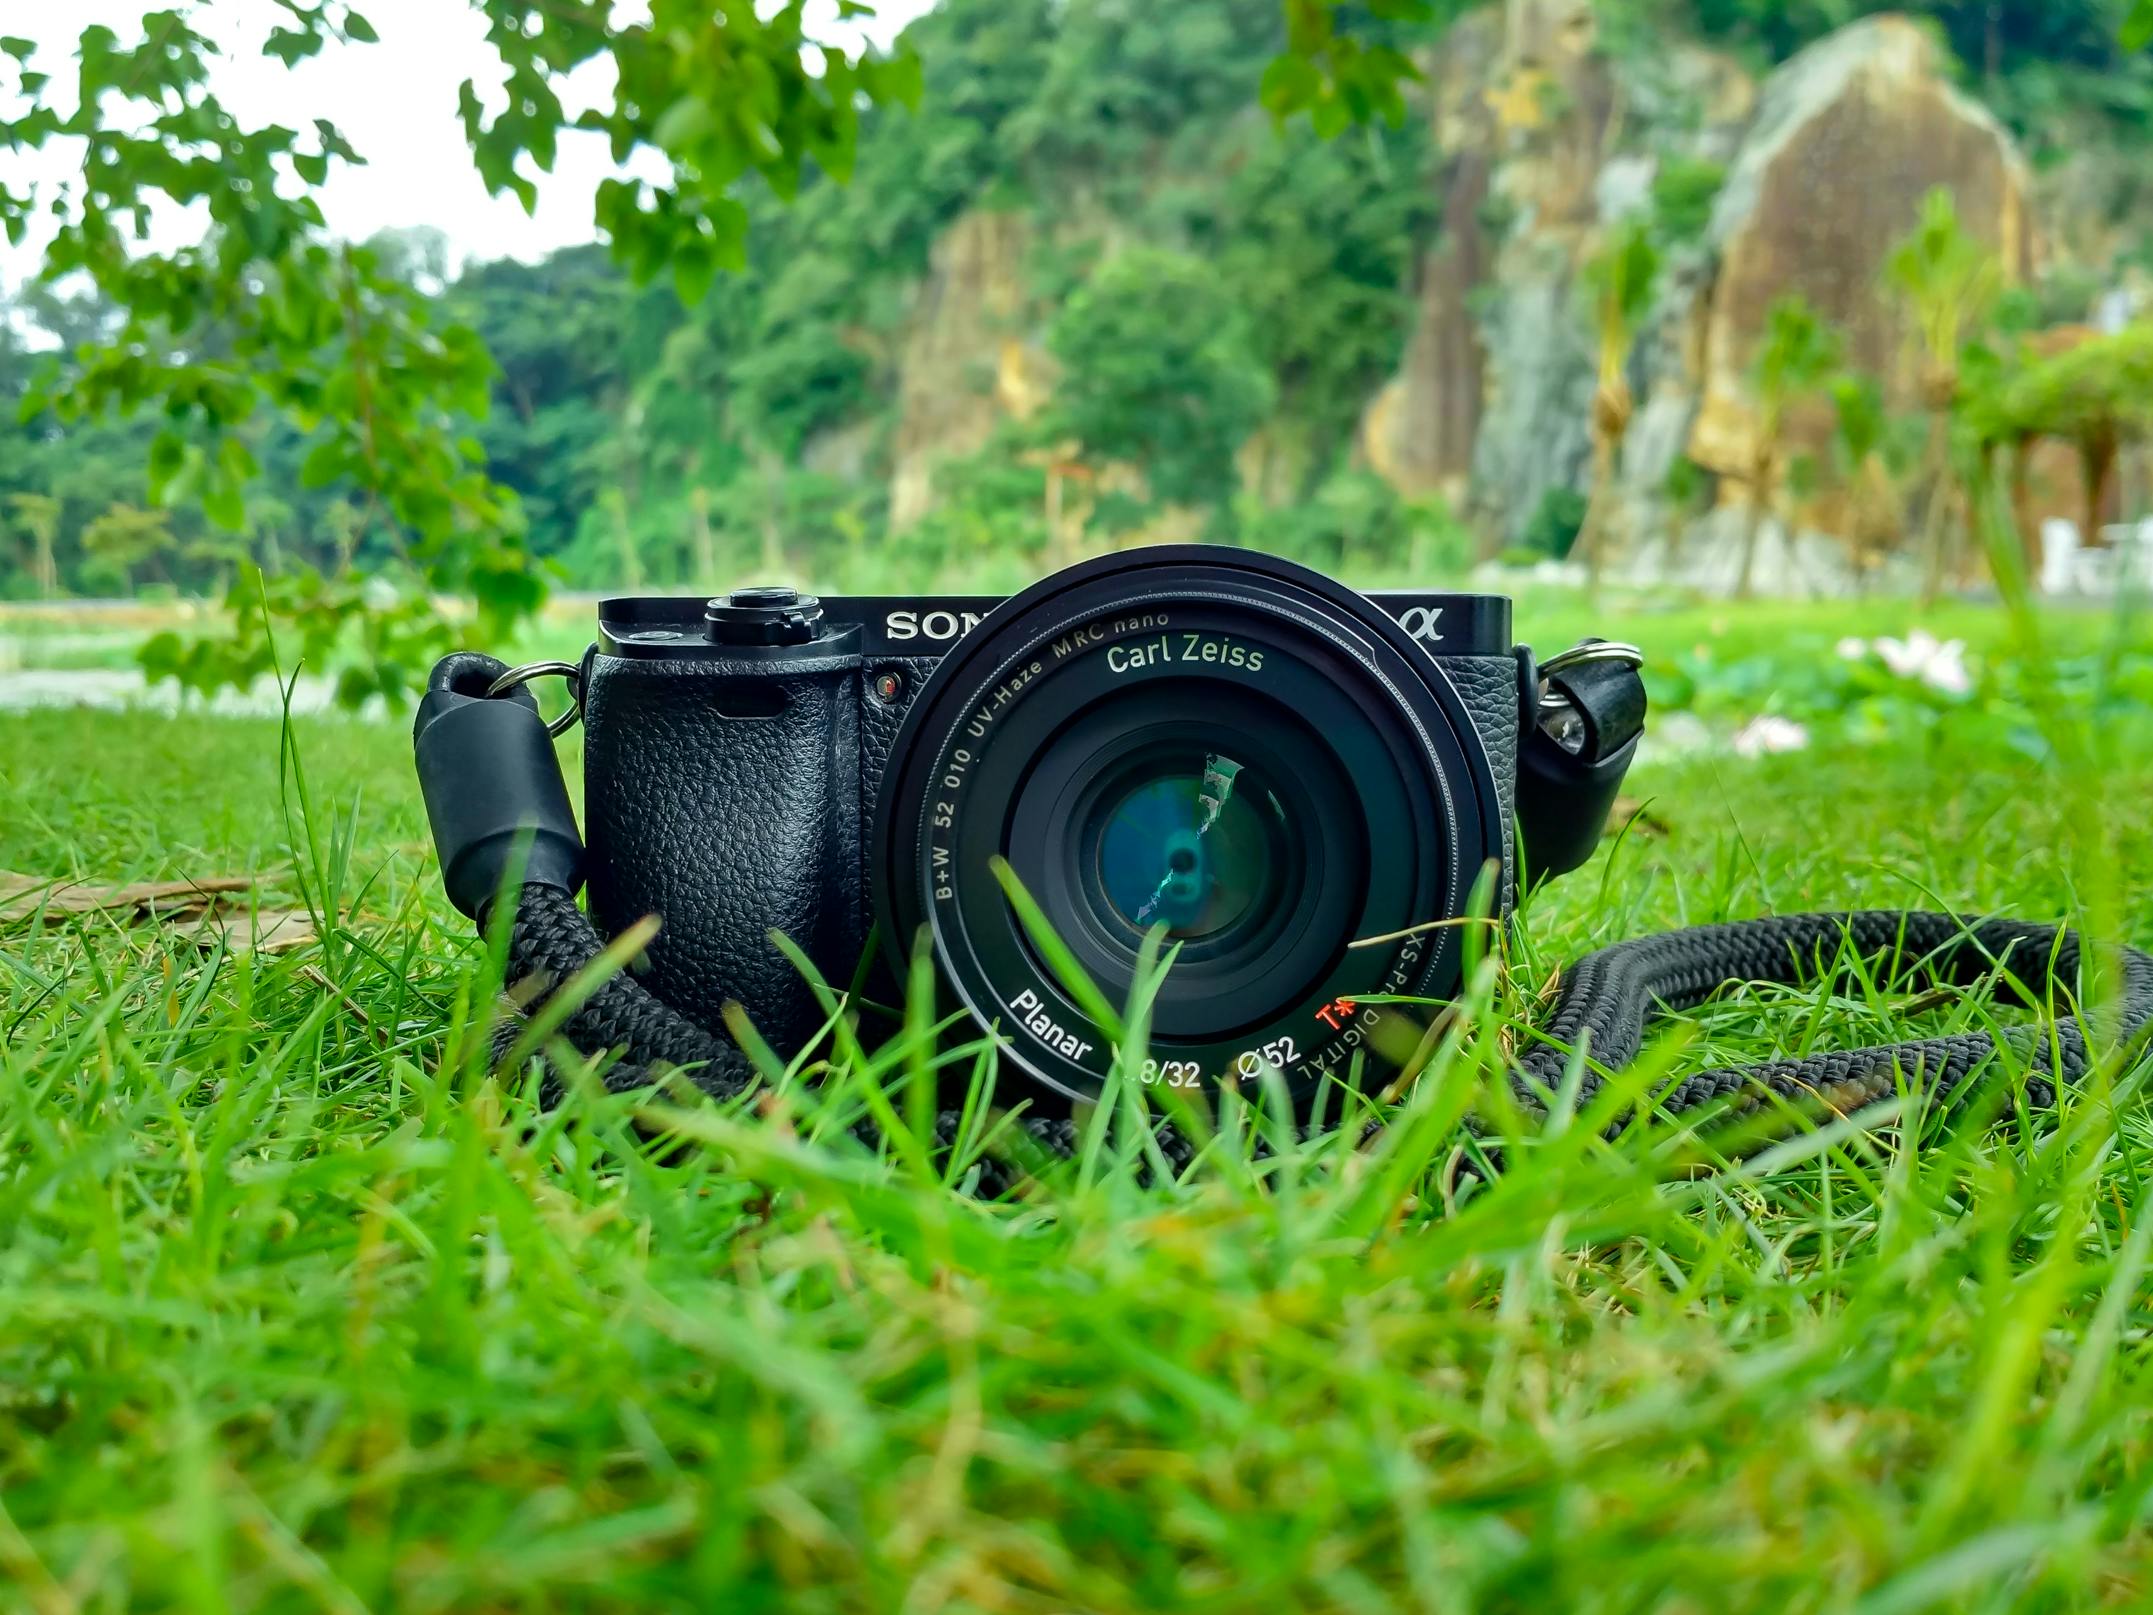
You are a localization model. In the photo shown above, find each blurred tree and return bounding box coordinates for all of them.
[1887,189,2006,603]
[1577,219,1661,596]
[81,505,176,595]
[1971,322,2153,569]
[182,528,256,598]
[1042,248,1278,542]
[1197,113,1436,499]
[1824,371,1918,585]
[6,492,61,599]
[1735,297,1842,600]
[447,247,674,562]
[1261,0,1475,134]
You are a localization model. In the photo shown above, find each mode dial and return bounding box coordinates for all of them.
[704,586,825,646]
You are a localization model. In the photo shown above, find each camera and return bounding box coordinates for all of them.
[556,547,1645,1105]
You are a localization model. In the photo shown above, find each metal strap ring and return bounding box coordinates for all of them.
[486,660,585,739]
[1539,640,1646,713]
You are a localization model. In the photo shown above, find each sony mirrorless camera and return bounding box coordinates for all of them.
[556,547,1644,1105]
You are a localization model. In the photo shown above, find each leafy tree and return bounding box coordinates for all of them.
[1197,114,1435,496]
[1244,469,1473,575]
[80,505,176,594]
[1824,371,1918,584]
[2,3,925,703]
[1886,189,2006,603]
[1015,0,1286,177]
[1261,0,1472,134]
[1971,322,2153,568]
[446,247,677,562]
[6,492,60,599]
[1041,248,1278,538]
[1734,296,1842,600]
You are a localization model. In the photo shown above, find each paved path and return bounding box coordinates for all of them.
[0,669,356,718]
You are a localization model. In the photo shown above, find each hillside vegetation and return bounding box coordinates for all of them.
[3,0,2150,611]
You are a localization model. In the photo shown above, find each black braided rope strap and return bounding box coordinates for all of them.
[496,885,1084,1182]
[1514,912,2153,1125]
[498,890,2153,1183]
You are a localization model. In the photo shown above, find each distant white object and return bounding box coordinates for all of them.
[1875,629,1972,695]
[2041,518,2081,598]
[1837,630,1973,695]
[1731,715,1812,758]
[2099,519,2153,594]
[2039,518,2153,598]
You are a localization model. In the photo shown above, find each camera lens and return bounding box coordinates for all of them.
[872,547,1509,1104]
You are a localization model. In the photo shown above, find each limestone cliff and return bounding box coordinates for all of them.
[1686,17,2035,484]
[887,210,1045,529]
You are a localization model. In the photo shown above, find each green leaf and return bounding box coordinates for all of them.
[651,96,715,152]
[299,438,347,490]
[263,28,321,67]
[203,472,246,532]
[137,631,184,679]
[1259,52,1322,119]
[671,239,718,308]
[147,429,187,498]
[343,10,379,45]
[2126,0,2153,51]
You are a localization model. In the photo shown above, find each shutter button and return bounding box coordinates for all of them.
[705,586,825,646]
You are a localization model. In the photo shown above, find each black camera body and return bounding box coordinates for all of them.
[571,548,1641,1105]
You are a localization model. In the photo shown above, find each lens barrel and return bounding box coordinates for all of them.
[871,548,1506,1104]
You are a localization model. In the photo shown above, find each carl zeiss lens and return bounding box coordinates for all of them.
[872,547,1508,1105]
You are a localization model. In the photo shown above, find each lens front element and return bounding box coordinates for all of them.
[1092,755,1284,942]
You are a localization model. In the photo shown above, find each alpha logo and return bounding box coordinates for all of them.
[1394,606,1445,646]
[885,608,988,644]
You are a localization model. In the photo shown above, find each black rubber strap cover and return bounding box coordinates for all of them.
[1515,653,1646,887]
[416,653,585,920]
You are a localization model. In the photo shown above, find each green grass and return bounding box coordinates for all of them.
[3,599,2153,1611]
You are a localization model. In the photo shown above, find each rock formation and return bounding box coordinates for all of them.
[1358,3,1756,548]
[887,210,1043,528]
[1685,17,2035,485]
[1357,12,2047,580]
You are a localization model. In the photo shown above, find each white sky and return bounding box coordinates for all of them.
[2,0,935,289]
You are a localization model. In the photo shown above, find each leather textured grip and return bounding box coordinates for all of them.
[1444,654,1521,909]
[582,650,865,1053]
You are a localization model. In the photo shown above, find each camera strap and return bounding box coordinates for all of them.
[418,653,2153,1180]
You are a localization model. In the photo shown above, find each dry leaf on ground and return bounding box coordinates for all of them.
[0,871,258,923]
[1607,798,1671,839]
[1,869,317,954]
[174,908,319,955]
